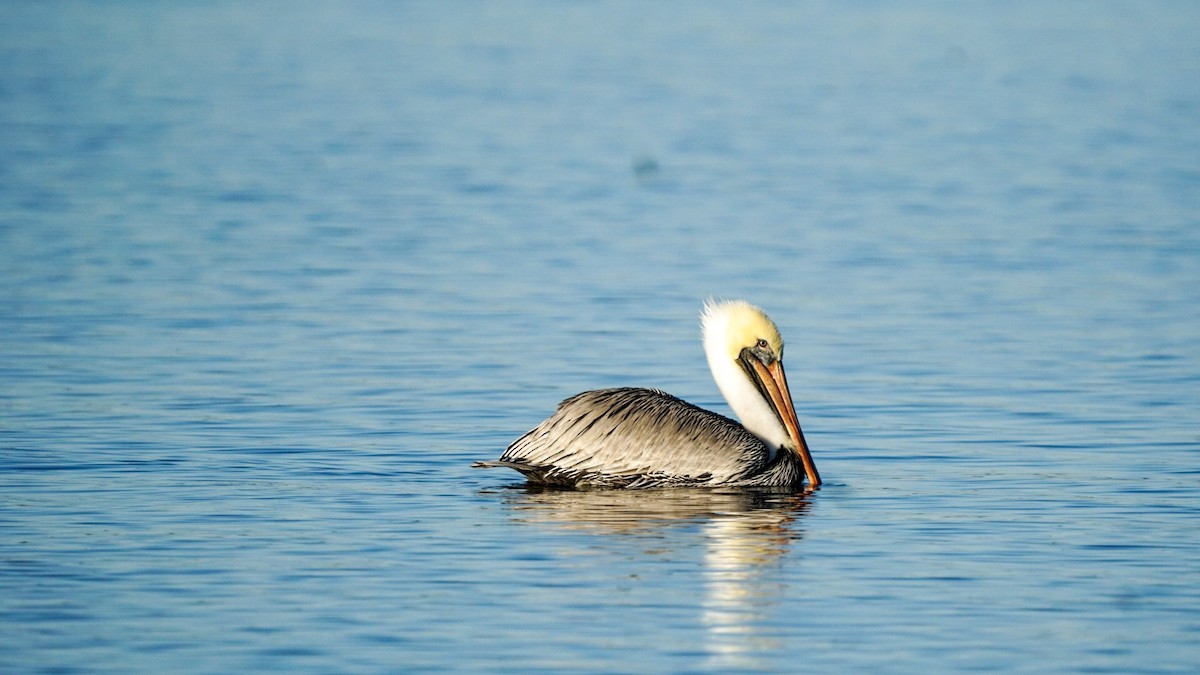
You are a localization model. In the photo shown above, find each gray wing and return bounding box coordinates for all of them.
[491,387,771,486]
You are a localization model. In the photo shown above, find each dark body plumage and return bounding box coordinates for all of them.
[475,388,805,488]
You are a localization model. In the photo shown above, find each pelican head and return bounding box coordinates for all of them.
[702,300,821,487]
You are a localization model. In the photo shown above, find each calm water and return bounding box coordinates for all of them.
[2,2,1199,672]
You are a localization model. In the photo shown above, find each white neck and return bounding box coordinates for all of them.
[703,321,790,457]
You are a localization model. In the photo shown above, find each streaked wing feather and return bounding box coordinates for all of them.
[499,388,770,485]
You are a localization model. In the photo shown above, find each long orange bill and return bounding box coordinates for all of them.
[751,358,821,487]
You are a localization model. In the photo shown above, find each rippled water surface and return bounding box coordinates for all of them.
[3,2,1199,672]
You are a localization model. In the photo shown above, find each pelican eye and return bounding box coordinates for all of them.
[749,338,776,364]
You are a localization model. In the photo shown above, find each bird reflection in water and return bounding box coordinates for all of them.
[491,486,812,669]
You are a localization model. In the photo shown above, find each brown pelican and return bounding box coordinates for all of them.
[474,300,821,489]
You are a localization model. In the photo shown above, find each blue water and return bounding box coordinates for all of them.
[3,2,1199,672]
